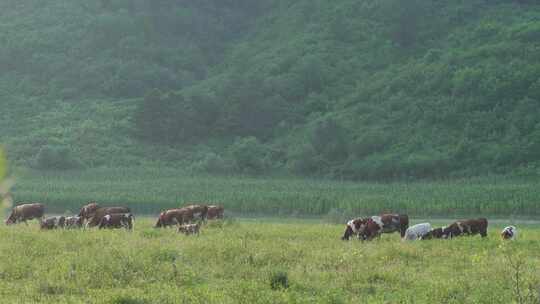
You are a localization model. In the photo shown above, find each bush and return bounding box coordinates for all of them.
[33,145,82,170]
[269,270,289,290]
[190,152,233,174]
[229,137,269,174]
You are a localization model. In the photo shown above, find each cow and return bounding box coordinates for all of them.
[342,214,409,241]
[207,205,224,220]
[501,226,517,240]
[98,213,133,230]
[178,222,201,236]
[441,218,488,238]
[154,208,193,228]
[78,202,100,222]
[182,204,208,221]
[64,216,83,229]
[5,203,45,225]
[40,216,66,230]
[403,223,432,241]
[86,206,131,228]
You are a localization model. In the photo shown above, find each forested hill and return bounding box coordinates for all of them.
[2,0,540,179]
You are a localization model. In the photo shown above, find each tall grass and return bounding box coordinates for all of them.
[0,219,538,303]
[9,168,540,217]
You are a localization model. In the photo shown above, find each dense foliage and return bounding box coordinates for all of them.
[2,0,540,179]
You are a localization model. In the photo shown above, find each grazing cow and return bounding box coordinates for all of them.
[98,213,133,230]
[182,204,209,221]
[342,214,409,241]
[154,208,193,228]
[403,223,432,241]
[207,205,224,220]
[86,206,131,227]
[441,218,488,238]
[78,202,100,222]
[64,216,83,229]
[178,222,201,235]
[5,203,45,225]
[40,216,66,230]
[501,226,517,240]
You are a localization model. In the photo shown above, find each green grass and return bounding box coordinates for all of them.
[0,218,538,303]
[9,168,540,217]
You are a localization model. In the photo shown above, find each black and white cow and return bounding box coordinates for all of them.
[501,226,517,240]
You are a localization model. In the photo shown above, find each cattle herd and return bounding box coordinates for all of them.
[4,203,518,241]
[342,214,518,241]
[4,202,224,235]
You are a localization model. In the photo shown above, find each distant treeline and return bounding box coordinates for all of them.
[2,0,540,179]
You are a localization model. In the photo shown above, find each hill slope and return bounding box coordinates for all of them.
[2,0,540,179]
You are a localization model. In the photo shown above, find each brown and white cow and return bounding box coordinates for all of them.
[441,218,488,238]
[40,216,66,230]
[5,203,45,225]
[178,222,201,236]
[154,208,194,228]
[207,205,224,220]
[182,204,208,221]
[342,214,409,241]
[64,216,84,229]
[78,202,100,222]
[424,218,488,239]
[98,213,133,230]
[86,206,131,228]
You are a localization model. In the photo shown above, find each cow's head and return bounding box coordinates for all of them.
[341,225,354,240]
[342,219,364,240]
[5,211,16,225]
[123,214,133,229]
[154,212,165,228]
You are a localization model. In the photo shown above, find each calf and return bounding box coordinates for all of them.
[5,203,45,225]
[64,216,83,229]
[40,216,66,230]
[501,226,517,240]
[207,205,224,220]
[98,213,133,230]
[342,214,409,241]
[403,223,432,241]
[442,218,488,238]
[178,222,201,236]
[154,208,193,228]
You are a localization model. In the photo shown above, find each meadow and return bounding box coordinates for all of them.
[0,218,538,304]
[8,168,540,218]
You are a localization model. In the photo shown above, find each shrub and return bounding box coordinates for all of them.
[269,270,289,290]
[229,137,269,174]
[33,145,82,170]
[190,152,233,175]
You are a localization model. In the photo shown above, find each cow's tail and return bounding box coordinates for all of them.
[400,214,409,238]
[131,214,135,230]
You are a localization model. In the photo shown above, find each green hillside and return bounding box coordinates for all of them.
[2,0,540,179]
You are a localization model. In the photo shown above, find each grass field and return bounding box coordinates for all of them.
[0,218,538,303]
[8,168,540,218]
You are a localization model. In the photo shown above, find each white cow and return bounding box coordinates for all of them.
[501,226,517,240]
[403,223,432,241]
